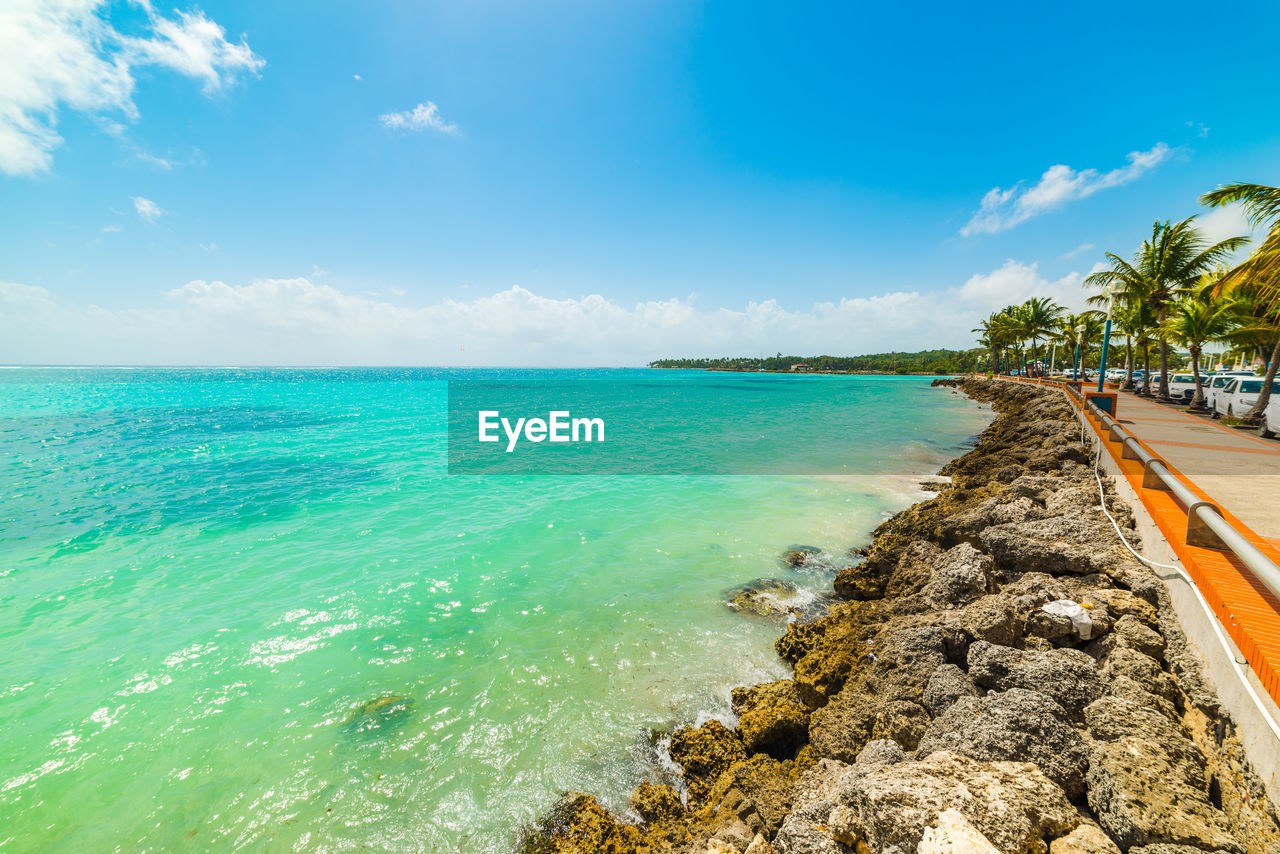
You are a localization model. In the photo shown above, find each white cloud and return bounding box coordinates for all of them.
[1060,242,1094,260]
[100,224,122,233]
[131,196,165,222]
[0,0,263,176]
[961,143,1172,236]
[1195,203,1257,249]
[957,260,1090,313]
[135,150,174,170]
[127,10,263,94]
[379,101,458,134]
[0,265,1094,366]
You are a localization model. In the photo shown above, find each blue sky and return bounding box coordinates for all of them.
[2,0,1279,365]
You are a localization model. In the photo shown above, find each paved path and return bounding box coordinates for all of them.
[1110,391,1280,542]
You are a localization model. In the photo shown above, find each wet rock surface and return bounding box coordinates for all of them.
[523,378,1280,854]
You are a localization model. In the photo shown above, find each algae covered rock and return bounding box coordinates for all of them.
[776,600,885,705]
[669,719,747,805]
[731,680,810,758]
[703,754,797,841]
[782,546,822,567]
[629,781,684,825]
[724,578,817,621]
[519,792,642,854]
[341,694,413,737]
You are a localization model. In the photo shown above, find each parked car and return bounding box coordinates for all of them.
[1212,377,1280,420]
[1263,396,1280,439]
[1166,373,1197,402]
[1205,371,1256,409]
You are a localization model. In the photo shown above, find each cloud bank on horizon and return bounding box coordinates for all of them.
[0,263,1090,366]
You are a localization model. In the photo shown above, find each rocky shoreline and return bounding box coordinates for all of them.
[521,378,1280,854]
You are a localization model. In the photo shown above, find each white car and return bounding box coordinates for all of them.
[1264,397,1280,439]
[1166,373,1197,402]
[1212,377,1280,420]
[1205,372,1255,410]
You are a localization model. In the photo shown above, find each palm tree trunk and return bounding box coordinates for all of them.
[1157,306,1170,400]
[1189,345,1205,409]
[1123,337,1134,390]
[1142,344,1152,395]
[1244,336,1280,424]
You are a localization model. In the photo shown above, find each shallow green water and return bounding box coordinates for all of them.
[0,368,990,852]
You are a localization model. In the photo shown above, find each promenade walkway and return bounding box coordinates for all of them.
[1110,391,1280,545]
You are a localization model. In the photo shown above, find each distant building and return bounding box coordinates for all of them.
[790,363,811,372]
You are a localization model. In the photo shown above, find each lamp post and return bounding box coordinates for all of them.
[1097,288,1115,393]
[1073,335,1080,381]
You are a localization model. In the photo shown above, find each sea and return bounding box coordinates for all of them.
[0,368,991,852]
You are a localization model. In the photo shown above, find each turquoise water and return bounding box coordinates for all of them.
[0,369,990,853]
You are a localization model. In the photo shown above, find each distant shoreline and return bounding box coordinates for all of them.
[652,366,953,376]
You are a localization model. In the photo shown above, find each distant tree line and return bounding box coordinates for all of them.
[648,348,985,374]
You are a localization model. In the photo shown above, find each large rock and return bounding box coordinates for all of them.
[922,663,981,715]
[917,542,995,610]
[731,680,810,758]
[884,540,946,599]
[824,750,1079,853]
[980,515,1114,576]
[918,809,1000,852]
[960,594,1024,647]
[916,688,1089,797]
[967,641,1106,721]
[1086,736,1242,852]
[1049,823,1121,854]
[1086,613,1165,660]
[1084,695,1206,786]
[1099,646,1179,704]
[808,686,930,762]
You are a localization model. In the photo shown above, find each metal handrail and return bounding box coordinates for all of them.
[1063,384,1280,604]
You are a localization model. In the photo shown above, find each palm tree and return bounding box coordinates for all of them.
[1088,219,1249,400]
[1012,297,1064,376]
[1112,299,1157,392]
[1201,182,1280,422]
[1160,296,1242,409]
[1057,311,1106,376]
[973,311,1012,375]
